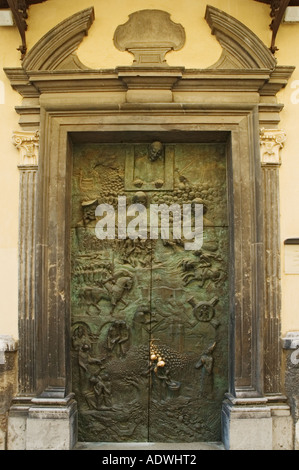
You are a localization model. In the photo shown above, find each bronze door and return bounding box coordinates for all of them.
[71,142,229,443]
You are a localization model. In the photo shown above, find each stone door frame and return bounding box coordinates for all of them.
[5,6,294,449]
[36,104,263,399]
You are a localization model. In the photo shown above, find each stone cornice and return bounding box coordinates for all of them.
[4,66,293,95]
[4,66,293,129]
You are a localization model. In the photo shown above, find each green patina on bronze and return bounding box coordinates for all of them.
[71,142,229,443]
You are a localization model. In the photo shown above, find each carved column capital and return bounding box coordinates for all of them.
[260,128,286,166]
[12,130,40,168]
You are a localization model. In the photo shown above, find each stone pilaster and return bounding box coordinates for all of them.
[222,129,292,451]
[260,129,286,397]
[8,131,78,450]
[8,131,37,449]
[12,130,39,395]
[258,129,294,447]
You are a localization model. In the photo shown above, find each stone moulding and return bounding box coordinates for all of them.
[22,7,95,71]
[113,9,186,66]
[205,5,277,70]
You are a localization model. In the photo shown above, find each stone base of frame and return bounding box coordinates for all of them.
[7,395,294,450]
[7,394,77,450]
[222,399,293,450]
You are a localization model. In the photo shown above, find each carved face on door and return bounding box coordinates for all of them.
[149,141,164,161]
[71,141,229,443]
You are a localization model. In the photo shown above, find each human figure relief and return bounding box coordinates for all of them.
[195,342,216,397]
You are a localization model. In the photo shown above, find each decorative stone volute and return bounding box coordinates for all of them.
[22,7,95,71]
[205,5,277,70]
[113,10,186,66]
[260,128,286,165]
[12,130,39,167]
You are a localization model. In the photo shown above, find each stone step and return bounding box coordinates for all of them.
[74,442,224,451]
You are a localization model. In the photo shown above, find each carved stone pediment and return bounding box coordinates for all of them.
[3,6,294,130]
[113,10,186,66]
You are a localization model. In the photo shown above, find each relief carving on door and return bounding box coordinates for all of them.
[71,142,229,442]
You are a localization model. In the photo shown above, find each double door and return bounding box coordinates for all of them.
[71,141,229,442]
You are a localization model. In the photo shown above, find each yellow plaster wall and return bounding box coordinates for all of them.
[0,24,22,337]
[276,24,299,335]
[0,0,298,337]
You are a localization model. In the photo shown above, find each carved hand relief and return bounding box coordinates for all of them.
[125,142,174,191]
[113,10,186,66]
[260,129,286,165]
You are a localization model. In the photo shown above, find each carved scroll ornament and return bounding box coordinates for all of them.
[12,130,39,167]
[260,128,286,165]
